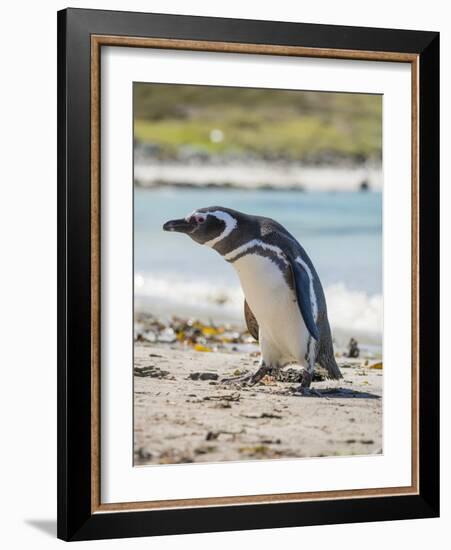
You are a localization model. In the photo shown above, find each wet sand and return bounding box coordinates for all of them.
[134,343,382,466]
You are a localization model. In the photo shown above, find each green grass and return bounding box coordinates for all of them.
[134,83,382,162]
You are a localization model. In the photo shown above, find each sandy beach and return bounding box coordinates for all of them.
[134,162,382,192]
[134,333,382,466]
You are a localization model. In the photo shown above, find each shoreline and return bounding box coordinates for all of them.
[134,161,382,192]
[134,299,383,353]
[134,311,382,355]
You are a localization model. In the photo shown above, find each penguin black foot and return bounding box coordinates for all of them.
[221,364,273,386]
[292,371,322,397]
[292,387,323,397]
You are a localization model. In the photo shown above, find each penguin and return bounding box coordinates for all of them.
[163,207,342,392]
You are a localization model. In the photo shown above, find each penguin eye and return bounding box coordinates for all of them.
[196,216,205,224]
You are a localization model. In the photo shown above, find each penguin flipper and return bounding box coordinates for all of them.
[287,259,320,341]
[244,299,259,341]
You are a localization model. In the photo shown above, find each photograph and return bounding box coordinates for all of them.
[133,82,383,466]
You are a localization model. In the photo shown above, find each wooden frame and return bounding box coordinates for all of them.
[58,7,439,541]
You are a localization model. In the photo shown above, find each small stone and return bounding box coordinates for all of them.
[136,447,152,460]
[158,327,176,343]
[188,372,219,381]
[213,401,231,409]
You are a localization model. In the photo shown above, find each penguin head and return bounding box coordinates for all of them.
[163,206,239,247]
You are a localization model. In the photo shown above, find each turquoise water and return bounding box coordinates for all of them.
[135,187,382,295]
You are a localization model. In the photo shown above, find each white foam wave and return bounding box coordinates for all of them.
[324,283,382,346]
[134,272,244,321]
[134,273,382,345]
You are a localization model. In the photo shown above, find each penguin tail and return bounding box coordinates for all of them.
[318,348,343,380]
[315,312,342,380]
[324,357,343,380]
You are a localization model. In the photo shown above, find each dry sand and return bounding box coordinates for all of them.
[134,343,382,466]
[134,162,382,192]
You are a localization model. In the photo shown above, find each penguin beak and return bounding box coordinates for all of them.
[163,218,195,234]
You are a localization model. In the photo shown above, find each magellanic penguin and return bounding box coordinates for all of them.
[163,207,342,392]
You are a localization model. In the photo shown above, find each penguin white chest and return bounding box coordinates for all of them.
[232,253,309,365]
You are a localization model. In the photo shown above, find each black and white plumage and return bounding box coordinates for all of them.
[163,206,342,390]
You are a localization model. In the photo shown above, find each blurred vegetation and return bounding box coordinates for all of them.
[134,83,382,163]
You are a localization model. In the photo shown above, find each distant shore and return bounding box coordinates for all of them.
[134,161,382,193]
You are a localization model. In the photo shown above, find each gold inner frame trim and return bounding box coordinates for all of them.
[90,34,420,514]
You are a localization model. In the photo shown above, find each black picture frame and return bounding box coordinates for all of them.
[57,7,439,541]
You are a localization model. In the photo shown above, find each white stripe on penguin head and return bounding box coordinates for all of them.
[202,211,238,248]
[184,210,196,222]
